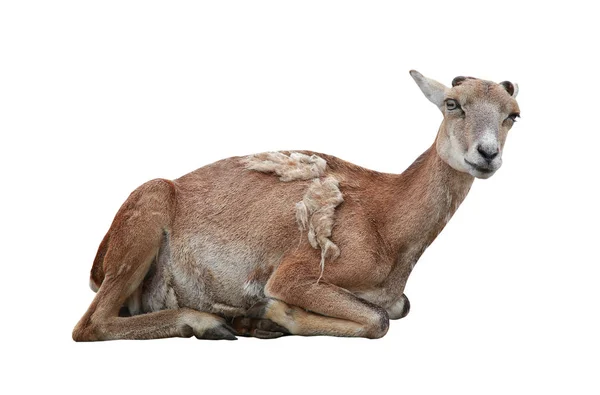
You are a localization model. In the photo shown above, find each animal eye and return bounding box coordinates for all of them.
[507,113,520,122]
[446,99,460,111]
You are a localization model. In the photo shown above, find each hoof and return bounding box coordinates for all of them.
[231,316,290,339]
[198,324,237,340]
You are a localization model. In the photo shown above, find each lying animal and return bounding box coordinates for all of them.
[73,70,520,341]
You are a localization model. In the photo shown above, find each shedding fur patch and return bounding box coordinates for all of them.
[295,176,344,282]
[243,151,327,181]
[244,151,343,282]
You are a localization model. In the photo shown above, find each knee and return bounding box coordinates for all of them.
[72,320,98,342]
[365,307,390,339]
[72,311,106,342]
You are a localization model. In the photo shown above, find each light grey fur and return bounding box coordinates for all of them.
[243,151,327,181]
[295,176,344,280]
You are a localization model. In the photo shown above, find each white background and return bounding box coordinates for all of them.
[1,1,598,394]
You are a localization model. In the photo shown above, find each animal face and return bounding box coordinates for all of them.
[410,71,520,179]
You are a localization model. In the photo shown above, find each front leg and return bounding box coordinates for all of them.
[253,257,390,339]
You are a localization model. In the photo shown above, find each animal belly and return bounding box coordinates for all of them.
[140,235,275,317]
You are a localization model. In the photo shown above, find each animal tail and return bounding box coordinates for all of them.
[89,231,109,292]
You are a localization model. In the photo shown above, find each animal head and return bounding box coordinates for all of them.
[410,70,520,179]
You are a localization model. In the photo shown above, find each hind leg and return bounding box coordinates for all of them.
[73,270,236,341]
[72,179,236,341]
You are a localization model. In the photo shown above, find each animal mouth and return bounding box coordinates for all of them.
[464,159,493,173]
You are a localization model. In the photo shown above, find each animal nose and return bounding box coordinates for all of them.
[477,145,499,162]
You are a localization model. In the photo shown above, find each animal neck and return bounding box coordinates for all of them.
[382,142,475,252]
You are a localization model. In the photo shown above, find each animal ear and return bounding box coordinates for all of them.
[452,76,475,87]
[410,70,449,110]
[500,81,519,98]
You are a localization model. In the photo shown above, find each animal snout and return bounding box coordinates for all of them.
[477,144,499,162]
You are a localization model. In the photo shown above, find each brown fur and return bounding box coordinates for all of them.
[73,72,520,341]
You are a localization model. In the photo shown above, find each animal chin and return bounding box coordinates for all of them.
[464,158,496,178]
